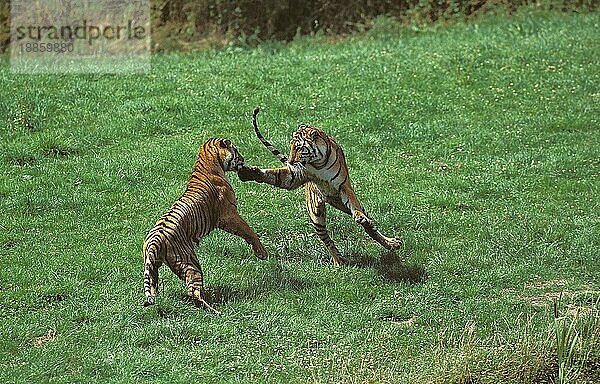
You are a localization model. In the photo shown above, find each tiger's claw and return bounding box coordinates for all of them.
[237,165,263,182]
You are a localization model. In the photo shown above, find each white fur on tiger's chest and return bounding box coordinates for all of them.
[307,166,341,197]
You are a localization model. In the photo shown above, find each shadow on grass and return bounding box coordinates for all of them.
[349,251,428,284]
[166,249,427,308]
[1,291,70,317]
[207,262,318,305]
[207,250,428,305]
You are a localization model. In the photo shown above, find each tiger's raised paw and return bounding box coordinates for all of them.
[237,165,263,182]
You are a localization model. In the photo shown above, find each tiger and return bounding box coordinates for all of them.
[143,138,268,313]
[238,107,401,267]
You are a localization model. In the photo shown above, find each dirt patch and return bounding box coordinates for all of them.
[524,279,599,314]
[525,278,569,290]
[347,251,428,284]
[32,329,56,346]
[380,314,417,327]
[526,290,599,307]
[434,161,450,172]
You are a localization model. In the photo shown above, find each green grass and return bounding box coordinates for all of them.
[1,9,599,384]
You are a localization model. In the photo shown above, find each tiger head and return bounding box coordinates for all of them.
[216,138,245,171]
[288,124,328,166]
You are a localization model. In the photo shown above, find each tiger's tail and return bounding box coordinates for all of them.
[252,107,288,164]
[143,243,159,306]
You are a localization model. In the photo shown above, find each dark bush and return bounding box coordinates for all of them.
[150,0,597,50]
[0,0,8,53]
[1,0,597,52]
[153,0,488,43]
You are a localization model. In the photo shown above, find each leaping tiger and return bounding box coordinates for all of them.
[238,107,401,266]
[143,138,268,313]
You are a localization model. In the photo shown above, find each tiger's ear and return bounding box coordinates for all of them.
[220,139,232,148]
[310,130,319,139]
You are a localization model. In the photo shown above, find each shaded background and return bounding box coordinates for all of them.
[0,0,597,52]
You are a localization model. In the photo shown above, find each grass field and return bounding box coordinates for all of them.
[1,9,599,384]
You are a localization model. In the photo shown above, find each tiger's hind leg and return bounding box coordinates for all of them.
[306,183,346,267]
[143,246,162,306]
[327,195,402,251]
[172,252,221,315]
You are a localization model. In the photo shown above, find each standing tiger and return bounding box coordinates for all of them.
[238,108,401,266]
[143,138,267,312]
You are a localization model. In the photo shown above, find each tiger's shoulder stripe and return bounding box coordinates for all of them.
[252,107,288,164]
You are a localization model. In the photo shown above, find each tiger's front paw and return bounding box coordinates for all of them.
[237,165,263,182]
[254,244,268,260]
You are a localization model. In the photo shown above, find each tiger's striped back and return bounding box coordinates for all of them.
[143,138,245,307]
